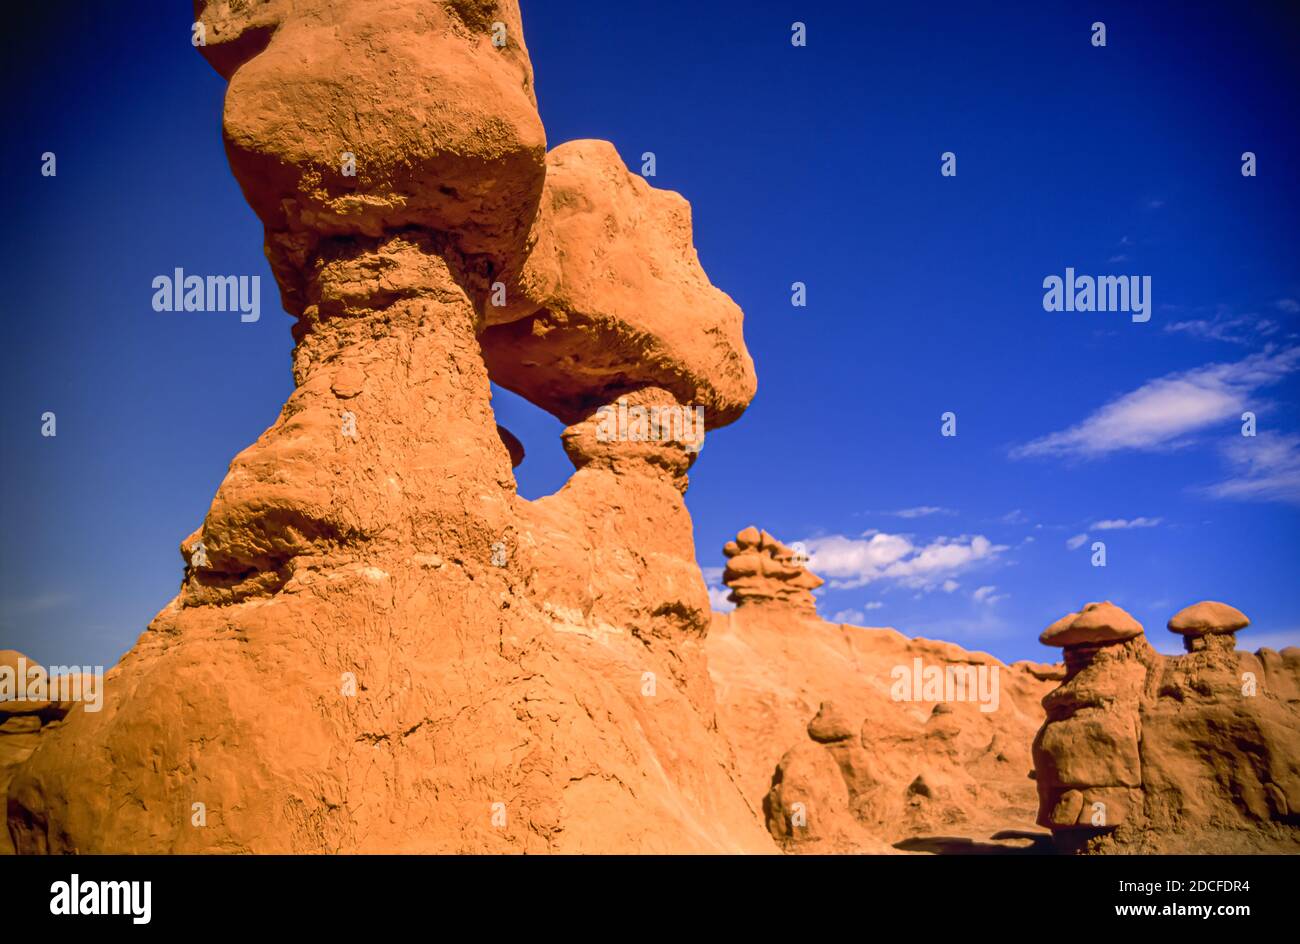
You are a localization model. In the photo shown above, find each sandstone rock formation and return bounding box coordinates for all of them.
[706,529,1056,853]
[1167,600,1250,650]
[481,139,756,426]
[6,1,768,854]
[6,2,1293,859]
[1032,601,1300,853]
[0,652,89,855]
[721,526,823,611]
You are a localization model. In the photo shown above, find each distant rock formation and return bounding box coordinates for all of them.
[0,652,89,855]
[722,526,823,611]
[1032,601,1300,853]
[706,528,1057,853]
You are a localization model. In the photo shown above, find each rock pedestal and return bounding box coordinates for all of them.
[1032,600,1300,853]
[6,1,767,854]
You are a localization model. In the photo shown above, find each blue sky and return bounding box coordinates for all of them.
[2,0,1298,669]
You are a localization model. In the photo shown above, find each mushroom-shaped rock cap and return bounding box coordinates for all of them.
[1039,601,1144,647]
[195,0,546,302]
[1038,611,1079,647]
[1167,601,1249,637]
[480,140,757,429]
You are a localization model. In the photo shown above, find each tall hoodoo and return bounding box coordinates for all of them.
[6,1,765,854]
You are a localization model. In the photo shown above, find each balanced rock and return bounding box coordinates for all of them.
[1032,601,1300,853]
[721,527,823,611]
[6,2,769,855]
[1168,601,1249,653]
[1039,602,1144,648]
[480,139,756,428]
[196,0,546,314]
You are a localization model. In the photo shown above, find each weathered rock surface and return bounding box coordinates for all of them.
[1031,602,1300,853]
[196,0,546,315]
[0,653,84,855]
[705,532,1055,853]
[1039,601,1143,648]
[6,3,1293,859]
[721,526,823,611]
[1167,600,1250,648]
[6,2,768,854]
[480,140,757,427]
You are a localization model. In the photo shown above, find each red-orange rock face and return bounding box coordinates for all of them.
[1031,603,1300,853]
[6,1,767,854]
[6,4,1294,858]
[706,529,1057,853]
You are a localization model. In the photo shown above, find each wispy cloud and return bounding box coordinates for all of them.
[1066,533,1089,550]
[973,584,1007,604]
[1011,347,1300,460]
[829,602,884,624]
[804,531,1007,591]
[886,506,955,519]
[1091,517,1162,530]
[1276,298,1300,314]
[1165,313,1279,344]
[1203,432,1300,505]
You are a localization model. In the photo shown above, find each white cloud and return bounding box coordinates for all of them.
[702,566,734,612]
[1011,347,1300,460]
[1276,298,1300,314]
[1066,533,1089,550]
[887,506,954,518]
[831,602,885,624]
[972,585,1007,604]
[708,585,734,612]
[942,580,960,593]
[1091,517,1162,530]
[804,532,1006,591]
[1203,432,1300,505]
